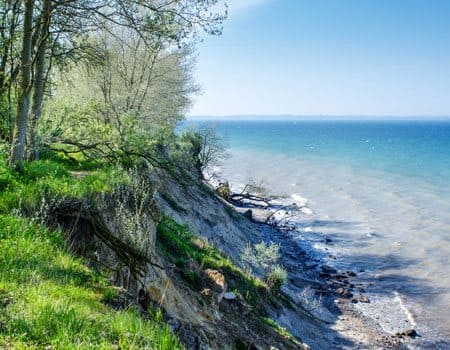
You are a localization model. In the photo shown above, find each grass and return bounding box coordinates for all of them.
[0,157,130,215]
[0,151,294,348]
[0,215,181,349]
[157,218,300,345]
[261,317,301,345]
[0,154,182,349]
[157,216,268,310]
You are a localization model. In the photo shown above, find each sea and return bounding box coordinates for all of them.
[192,119,450,348]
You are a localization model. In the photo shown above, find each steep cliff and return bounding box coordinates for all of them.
[46,166,307,350]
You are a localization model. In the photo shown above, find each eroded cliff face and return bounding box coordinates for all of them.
[48,168,304,350]
[150,168,261,262]
[148,169,393,350]
[147,170,343,350]
[48,165,400,350]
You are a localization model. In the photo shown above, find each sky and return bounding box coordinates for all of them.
[189,0,450,118]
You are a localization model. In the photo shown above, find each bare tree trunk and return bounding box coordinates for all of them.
[0,0,20,142]
[28,0,51,161]
[9,0,35,170]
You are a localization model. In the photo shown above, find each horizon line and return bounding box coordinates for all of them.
[188,114,450,120]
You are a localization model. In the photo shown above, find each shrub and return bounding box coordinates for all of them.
[181,125,229,178]
[103,168,157,258]
[157,216,268,308]
[241,241,281,271]
[265,265,288,294]
[217,181,231,199]
[182,270,202,291]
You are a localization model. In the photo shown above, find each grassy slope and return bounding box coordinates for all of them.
[0,158,182,349]
[0,155,297,349]
[157,216,268,309]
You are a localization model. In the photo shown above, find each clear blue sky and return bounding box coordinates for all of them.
[190,0,450,118]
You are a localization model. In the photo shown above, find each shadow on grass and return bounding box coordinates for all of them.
[0,253,101,291]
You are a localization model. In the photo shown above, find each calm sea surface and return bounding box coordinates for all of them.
[199,119,450,347]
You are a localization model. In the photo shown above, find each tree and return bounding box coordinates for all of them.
[9,0,34,170]
[0,0,21,142]
[28,0,51,160]
[183,124,229,178]
[4,0,227,168]
[40,27,199,166]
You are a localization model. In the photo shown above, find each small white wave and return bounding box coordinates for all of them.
[301,207,313,215]
[304,226,313,232]
[355,292,417,335]
[233,183,244,192]
[291,194,308,207]
[394,291,416,327]
[273,210,287,221]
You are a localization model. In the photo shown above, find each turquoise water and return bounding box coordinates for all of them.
[215,120,450,187]
[198,119,450,347]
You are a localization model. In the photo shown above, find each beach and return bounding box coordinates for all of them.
[208,120,450,349]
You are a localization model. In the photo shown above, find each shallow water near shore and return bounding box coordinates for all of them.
[206,120,450,347]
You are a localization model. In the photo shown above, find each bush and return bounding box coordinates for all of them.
[265,265,288,294]
[103,169,157,258]
[242,242,288,294]
[182,270,202,291]
[217,181,231,200]
[241,241,281,271]
[181,125,229,178]
[157,216,268,307]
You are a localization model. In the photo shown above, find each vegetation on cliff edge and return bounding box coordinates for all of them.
[0,157,182,349]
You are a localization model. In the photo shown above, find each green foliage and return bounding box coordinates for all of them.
[39,148,103,171]
[265,265,288,294]
[0,155,183,348]
[242,241,281,271]
[104,169,157,259]
[181,271,203,291]
[157,216,268,309]
[241,242,288,295]
[23,160,69,180]
[0,94,12,142]
[180,125,229,177]
[39,30,197,166]
[0,215,181,349]
[0,158,14,191]
[0,156,130,214]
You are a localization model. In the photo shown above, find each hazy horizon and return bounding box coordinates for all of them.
[188,114,450,121]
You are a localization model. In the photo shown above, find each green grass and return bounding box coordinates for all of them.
[261,317,301,345]
[0,154,182,349]
[0,215,181,350]
[0,152,293,348]
[157,216,268,310]
[0,157,130,215]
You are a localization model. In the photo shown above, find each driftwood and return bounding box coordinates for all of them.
[218,182,273,207]
[229,192,271,206]
[217,183,303,225]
